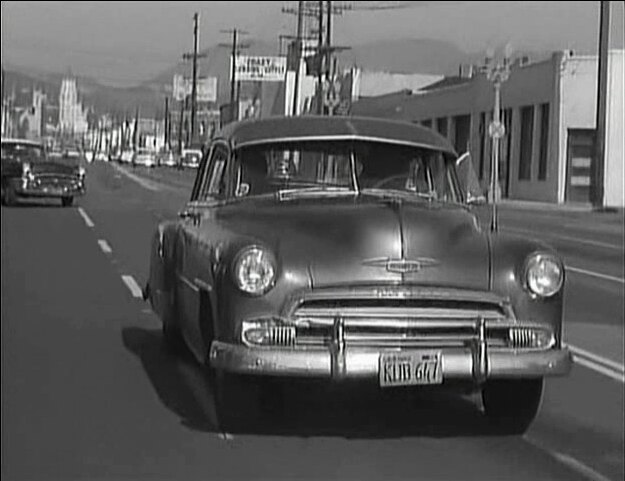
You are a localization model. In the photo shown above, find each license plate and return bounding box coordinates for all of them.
[379,351,443,387]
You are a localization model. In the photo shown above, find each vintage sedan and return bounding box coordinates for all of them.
[144,116,572,433]
[1,138,86,207]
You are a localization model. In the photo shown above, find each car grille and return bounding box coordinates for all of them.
[290,296,514,349]
[34,174,79,189]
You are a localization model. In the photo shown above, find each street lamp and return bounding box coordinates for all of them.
[483,45,512,232]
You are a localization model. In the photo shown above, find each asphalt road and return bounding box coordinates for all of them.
[2,161,623,481]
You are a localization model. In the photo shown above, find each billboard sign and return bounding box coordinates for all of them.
[232,56,287,82]
[173,75,217,102]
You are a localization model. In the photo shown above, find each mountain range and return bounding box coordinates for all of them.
[3,37,548,118]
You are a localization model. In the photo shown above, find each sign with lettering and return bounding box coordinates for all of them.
[173,75,217,102]
[232,56,287,82]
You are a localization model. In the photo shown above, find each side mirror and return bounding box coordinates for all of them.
[236,183,250,197]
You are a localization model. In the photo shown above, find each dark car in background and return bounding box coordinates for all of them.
[1,138,86,207]
[180,144,203,169]
[145,116,572,434]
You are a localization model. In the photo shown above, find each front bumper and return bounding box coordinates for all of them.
[209,342,572,381]
[16,181,85,198]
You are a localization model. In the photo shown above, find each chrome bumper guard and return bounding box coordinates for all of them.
[209,317,572,382]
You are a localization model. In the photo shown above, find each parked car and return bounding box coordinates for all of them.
[132,148,157,168]
[144,116,572,433]
[1,138,86,207]
[180,145,202,169]
[157,149,177,168]
[120,149,134,164]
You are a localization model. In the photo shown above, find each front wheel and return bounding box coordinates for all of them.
[482,378,544,434]
[61,196,74,207]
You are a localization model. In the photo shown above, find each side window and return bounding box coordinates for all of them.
[198,145,229,200]
[190,145,212,201]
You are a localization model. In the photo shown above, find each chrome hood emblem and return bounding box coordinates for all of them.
[363,257,440,274]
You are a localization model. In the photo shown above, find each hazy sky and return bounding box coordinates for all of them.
[1,1,623,86]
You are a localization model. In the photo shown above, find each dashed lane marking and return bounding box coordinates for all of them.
[77,207,94,227]
[110,162,162,191]
[121,275,144,298]
[567,266,625,285]
[97,239,112,254]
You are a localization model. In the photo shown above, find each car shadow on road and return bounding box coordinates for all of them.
[2,200,66,208]
[122,327,506,439]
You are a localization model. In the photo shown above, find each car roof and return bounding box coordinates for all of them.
[214,116,456,155]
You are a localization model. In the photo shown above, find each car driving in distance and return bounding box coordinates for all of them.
[1,138,86,207]
[144,116,572,434]
[180,145,202,169]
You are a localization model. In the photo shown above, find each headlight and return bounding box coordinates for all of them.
[232,246,277,296]
[524,253,563,297]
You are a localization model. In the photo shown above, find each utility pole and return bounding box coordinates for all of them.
[219,29,249,123]
[292,2,304,115]
[164,97,170,149]
[592,0,610,209]
[484,47,512,233]
[182,13,208,146]
[317,1,324,115]
[1,67,5,137]
[133,106,140,152]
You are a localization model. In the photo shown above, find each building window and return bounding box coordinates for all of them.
[478,112,486,181]
[436,117,448,138]
[538,103,550,180]
[453,114,471,153]
[422,119,432,128]
[518,106,534,181]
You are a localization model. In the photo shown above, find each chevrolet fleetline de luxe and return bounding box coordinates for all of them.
[1,138,86,206]
[144,116,572,433]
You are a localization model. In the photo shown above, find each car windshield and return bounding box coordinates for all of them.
[1,142,46,163]
[236,140,462,203]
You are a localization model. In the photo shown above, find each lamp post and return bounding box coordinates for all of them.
[484,46,512,232]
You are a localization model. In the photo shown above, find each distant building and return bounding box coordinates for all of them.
[352,50,625,208]
[59,76,88,136]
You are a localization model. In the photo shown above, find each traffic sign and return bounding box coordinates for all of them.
[488,121,505,139]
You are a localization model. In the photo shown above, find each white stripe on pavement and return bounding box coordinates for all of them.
[573,355,625,383]
[567,266,625,284]
[110,162,161,191]
[524,437,614,481]
[567,344,624,373]
[77,207,94,227]
[503,227,622,251]
[121,275,144,298]
[97,239,113,254]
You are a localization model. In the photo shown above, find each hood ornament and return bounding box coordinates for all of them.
[363,256,440,274]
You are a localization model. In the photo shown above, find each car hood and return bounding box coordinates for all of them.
[210,195,490,291]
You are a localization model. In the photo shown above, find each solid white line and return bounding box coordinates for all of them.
[551,451,615,481]
[567,344,624,373]
[573,355,625,383]
[110,162,161,191]
[567,266,625,284]
[503,227,622,251]
[121,275,143,298]
[97,239,113,254]
[77,207,95,227]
